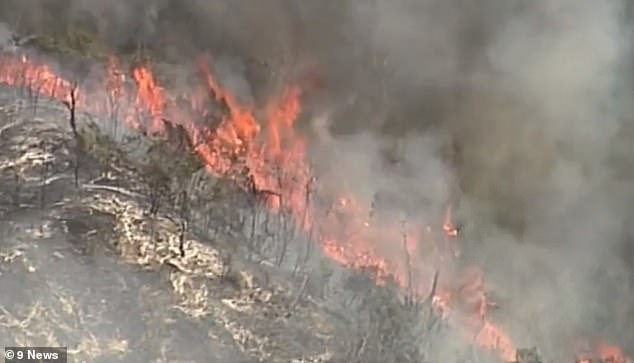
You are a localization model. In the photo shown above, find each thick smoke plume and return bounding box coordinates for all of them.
[2,0,634,357]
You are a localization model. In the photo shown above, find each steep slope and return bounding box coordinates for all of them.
[0,90,343,363]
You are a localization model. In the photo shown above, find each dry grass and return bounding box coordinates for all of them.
[0,104,336,362]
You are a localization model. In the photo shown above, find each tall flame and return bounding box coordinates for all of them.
[132,67,165,133]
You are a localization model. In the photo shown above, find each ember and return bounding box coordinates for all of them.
[0,51,629,363]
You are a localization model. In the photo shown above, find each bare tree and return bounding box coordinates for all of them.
[178,189,188,257]
[11,166,19,206]
[288,272,309,313]
[145,161,171,243]
[402,219,414,307]
[244,169,281,261]
[247,179,259,260]
[62,82,79,139]
[292,175,316,276]
[178,218,186,257]
[62,82,80,187]
[274,167,291,267]
[146,163,167,216]
[29,76,42,116]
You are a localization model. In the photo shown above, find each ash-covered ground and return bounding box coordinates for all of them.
[0,87,493,362]
[0,90,337,363]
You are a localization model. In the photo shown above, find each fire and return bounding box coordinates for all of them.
[598,342,631,363]
[444,204,459,238]
[0,54,72,100]
[0,51,629,363]
[199,57,260,144]
[577,341,632,363]
[132,66,165,133]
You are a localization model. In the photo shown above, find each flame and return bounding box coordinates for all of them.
[444,204,459,237]
[577,340,632,363]
[0,51,629,363]
[0,54,73,100]
[199,57,260,144]
[599,343,625,361]
[132,66,165,133]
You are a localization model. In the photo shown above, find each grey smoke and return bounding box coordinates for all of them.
[1,0,633,357]
[0,21,14,51]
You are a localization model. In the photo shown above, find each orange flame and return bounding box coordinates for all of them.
[199,57,260,144]
[132,66,165,133]
[0,54,72,100]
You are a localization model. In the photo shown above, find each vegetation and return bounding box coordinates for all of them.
[23,27,108,59]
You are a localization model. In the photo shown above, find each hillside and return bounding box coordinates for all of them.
[0,83,480,362]
[0,89,336,362]
[1,3,633,361]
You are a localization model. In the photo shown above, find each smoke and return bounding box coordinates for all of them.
[2,0,634,357]
[0,22,11,46]
[308,0,634,355]
[403,1,632,355]
[443,1,634,353]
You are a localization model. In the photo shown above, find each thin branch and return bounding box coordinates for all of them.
[289,273,309,312]
[81,183,145,199]
[427,270,440,303]
[401,220,414,306]
[35,174,73,187]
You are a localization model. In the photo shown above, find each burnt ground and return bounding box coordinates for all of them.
[0,86,493,363]
[0,89,349,363]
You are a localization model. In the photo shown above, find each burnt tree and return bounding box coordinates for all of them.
[62,83,79,139]
[62,83,80,187]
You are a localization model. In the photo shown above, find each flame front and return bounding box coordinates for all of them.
[0,52,629,363]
